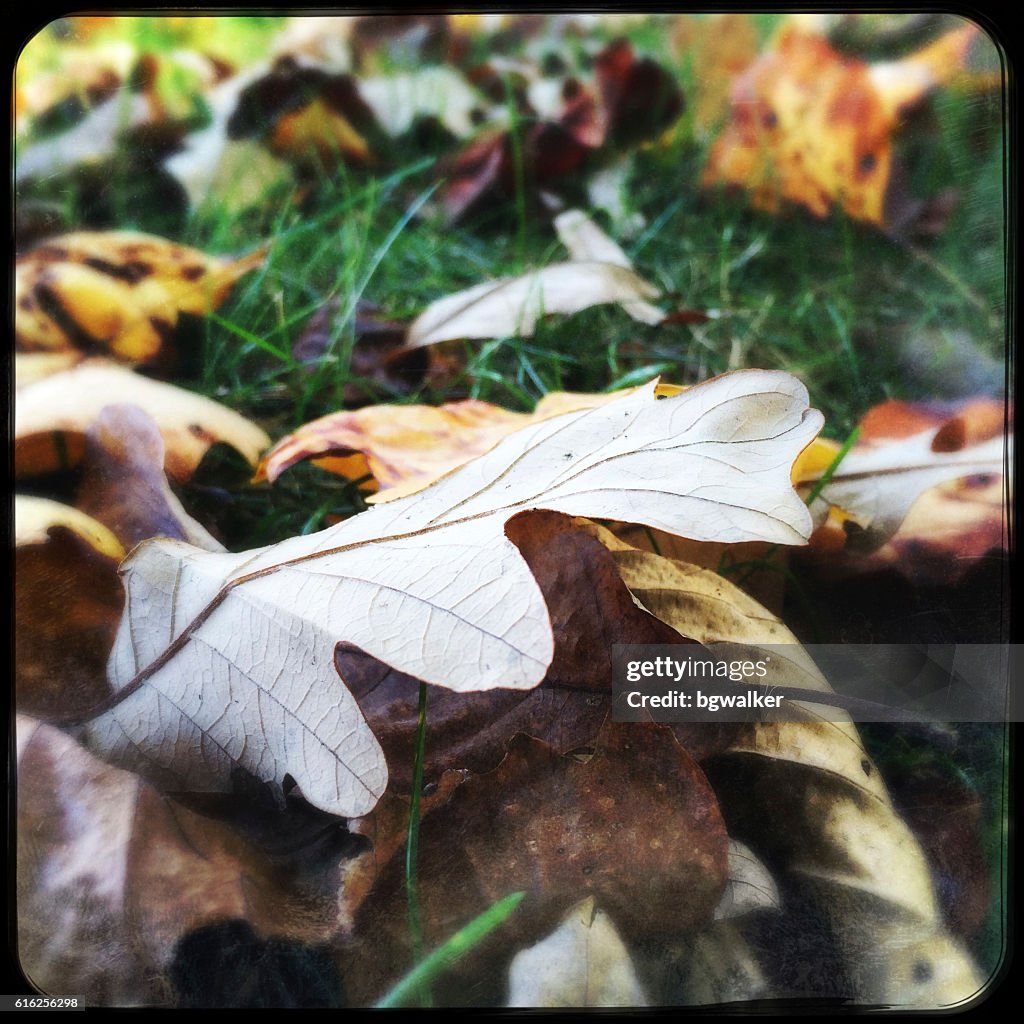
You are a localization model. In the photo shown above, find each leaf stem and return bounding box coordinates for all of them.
[376,892,526,1009]
[405,680,430,1006]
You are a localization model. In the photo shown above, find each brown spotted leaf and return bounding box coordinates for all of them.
[15,498,124,723]
[343,724,728,1006]
[703,20,984,227]
[15,231,263,364]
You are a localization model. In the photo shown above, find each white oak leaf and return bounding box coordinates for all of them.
[82,371,822,818]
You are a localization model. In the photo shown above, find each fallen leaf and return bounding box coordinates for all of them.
[671,14,760,134]
[15,360,271,481]
[15,498,124,722]
[703,21,983,226]
[76,404,224,552]
[15,231,264,364]
[805,399,1007,550]
[407,261,663,347]
[82,371,822,818]
[343,725,728,1006]
[17,715,351,1004]
[437,39,682,223]
[406,210,670,347]
[506,897,649,1007]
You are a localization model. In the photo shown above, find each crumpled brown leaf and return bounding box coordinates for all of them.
[342,724,728,1007]
[17,715,350,1005]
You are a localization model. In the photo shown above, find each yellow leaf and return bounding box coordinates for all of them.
[15,232,264,364]
[15,359,270,482]
[703,21,984,226]
[15,495,124,561]
[257,384,685,500]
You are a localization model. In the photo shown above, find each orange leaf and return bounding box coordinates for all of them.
[257,386,685,498]
[703,21,983,226]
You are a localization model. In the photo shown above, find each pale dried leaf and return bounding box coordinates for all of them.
[15,360,271,481]
[407,260,663,347]
[809,428,1006,549]
[83,371,822,818]
[506,897,648,1007]
[716,840,780,920]
[554,209,664,322]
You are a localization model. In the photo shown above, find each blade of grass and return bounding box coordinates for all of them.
[376,891,527,1009]
[207,311,296,365]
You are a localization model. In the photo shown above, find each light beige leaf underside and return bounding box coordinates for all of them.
[84,371,822,817]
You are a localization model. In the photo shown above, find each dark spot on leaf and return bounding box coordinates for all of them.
[912,960,933,983]
[33,282,106,353]
[762,109,778,129]
[83,255,152,283]
[181,264,205,281]
[189,423,213,440]
[859,152,877,175]
[149,315,175,346]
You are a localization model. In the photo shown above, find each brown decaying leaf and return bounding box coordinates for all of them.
[17,716,348,1004]
[439,38,682,222]
[702,21,980,227]
[16,405,224,724]
[75,404,224,551]
[15,360,271,482]
[15,501,124,723]
[15,231,264,365]
[342,724,728,1006]
[335,511,700,801]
